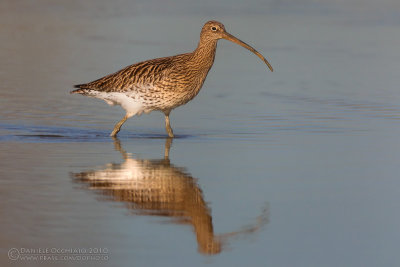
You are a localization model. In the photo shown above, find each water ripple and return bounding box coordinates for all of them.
[0,124,194,143]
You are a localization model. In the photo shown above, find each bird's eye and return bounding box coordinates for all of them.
[211,26,217,31]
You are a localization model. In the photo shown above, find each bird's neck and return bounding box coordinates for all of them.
[189,39,218,70]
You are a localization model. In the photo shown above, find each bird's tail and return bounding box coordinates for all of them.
[70,84,89,94]
[70,89,86,94]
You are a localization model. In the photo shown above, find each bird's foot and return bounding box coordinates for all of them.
[166,128,174,138]
[110,129,120,137]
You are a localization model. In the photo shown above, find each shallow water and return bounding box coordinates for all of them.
[1,1,400,266]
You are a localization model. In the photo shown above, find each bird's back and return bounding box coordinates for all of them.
[73,55,184,93]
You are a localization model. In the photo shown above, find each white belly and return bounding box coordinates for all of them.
[88,91,151,117]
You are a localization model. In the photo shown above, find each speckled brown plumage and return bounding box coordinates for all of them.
[71,20,273,137]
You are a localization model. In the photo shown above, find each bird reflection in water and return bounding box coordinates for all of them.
[73,138,269,255]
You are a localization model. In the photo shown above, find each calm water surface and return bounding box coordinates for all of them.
[1,1,400,266]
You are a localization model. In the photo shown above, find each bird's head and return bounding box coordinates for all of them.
[200,21,227,40]
[200,20,273,72]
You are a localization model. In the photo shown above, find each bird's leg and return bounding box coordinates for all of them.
[164,113,174,138]
[110,114,129,137]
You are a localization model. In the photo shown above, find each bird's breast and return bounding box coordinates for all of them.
[140,67,208,109]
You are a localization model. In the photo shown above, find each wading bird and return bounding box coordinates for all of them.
[71,21,273,137]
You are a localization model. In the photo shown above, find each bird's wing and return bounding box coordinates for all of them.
[74,56,178,93]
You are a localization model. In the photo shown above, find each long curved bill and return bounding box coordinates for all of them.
[222,32,273,72]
